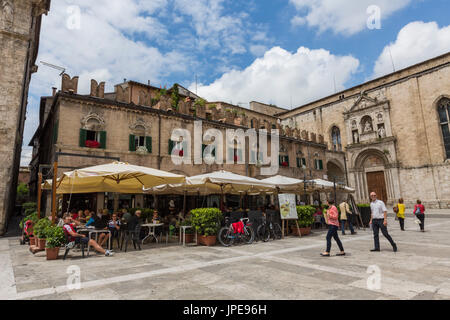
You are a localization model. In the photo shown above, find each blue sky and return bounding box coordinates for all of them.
[22,0,450,165]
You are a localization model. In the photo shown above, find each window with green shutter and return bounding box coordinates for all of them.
[79,129,87,147]
[315,159,324,170]
[146,137,152,153]
[99,131,107,149]
[129,134,136,152]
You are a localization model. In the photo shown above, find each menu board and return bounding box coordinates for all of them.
[278,194,298,220]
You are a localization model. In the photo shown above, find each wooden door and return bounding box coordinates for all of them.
[366,171,387,203]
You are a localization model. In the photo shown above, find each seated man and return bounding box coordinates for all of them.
[62,214,113,256]
[98,212,121,248]
[128,210,143,231]
[96,210,110,247]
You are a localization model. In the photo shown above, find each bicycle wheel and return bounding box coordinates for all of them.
[218,227,235,247]
[272,223,282,240]
[257,224,270,242]
[242,225,255,245]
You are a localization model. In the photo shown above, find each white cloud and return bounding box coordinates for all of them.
[373,21,450,77]
[192,46,359,108]
[290,0,412,35]
[23,0,185,166]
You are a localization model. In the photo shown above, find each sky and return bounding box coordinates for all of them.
[21,0,450,165]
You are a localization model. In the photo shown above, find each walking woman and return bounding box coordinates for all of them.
[321,199,345,257]
[396,198,406,231]
[413,200,426,232]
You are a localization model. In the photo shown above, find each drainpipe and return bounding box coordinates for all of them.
[344,153,349,186]
[157,114,162,170]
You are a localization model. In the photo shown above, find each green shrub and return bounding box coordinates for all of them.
[22,202,36,211]
[45,226,65,248]
[34,218,52,239]
[190,208,222,236]
[19,211,38,229]
[296,206,315,228]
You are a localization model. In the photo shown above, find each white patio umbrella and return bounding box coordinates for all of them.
[312,179,355,193]
[43,162,186,194]
[260,175,305,193]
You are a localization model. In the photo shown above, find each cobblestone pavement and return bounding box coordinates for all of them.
[1,215,450,300]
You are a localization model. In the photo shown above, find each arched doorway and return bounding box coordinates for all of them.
[327,161,346,184]
[354,150,389,203]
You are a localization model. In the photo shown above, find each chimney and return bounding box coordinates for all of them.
[52,87,57,97]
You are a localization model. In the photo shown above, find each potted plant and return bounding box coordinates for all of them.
[178,218,194,244]
[292,206,315,236]
[190,208,222,246]
[45,225,65,260]
[33,217,52,250]
[19,211,38,246]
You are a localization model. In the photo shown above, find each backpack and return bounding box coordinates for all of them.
[414,206,422,215]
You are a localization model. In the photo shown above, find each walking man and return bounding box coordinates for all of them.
[369,192,397,252]
[339,200,357,235]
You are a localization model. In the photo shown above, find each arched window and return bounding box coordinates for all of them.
[438,98,450,159]
[331,126,342,151]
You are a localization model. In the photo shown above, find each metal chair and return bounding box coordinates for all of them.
[63,231,85,260]
[121,224,142,252]
[247,211,263,241]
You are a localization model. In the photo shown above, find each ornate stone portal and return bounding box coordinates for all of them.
[344,92,400,204]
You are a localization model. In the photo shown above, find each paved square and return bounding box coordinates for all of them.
[2,216,450,300]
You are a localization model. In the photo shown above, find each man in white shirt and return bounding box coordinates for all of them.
[369,192,397,252]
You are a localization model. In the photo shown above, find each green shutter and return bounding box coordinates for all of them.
[285,156,289,166]
[302,158,307,168]
[168,139,174,154]
[100,131,107,149]
[297,158,300,168]
[146,137,152,153]
[129,135,136,152]
[79,129,87,147]
[319,160,324,170]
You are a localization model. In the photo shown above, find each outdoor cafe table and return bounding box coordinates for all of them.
[77,227,111,256]
[141,223,164,245]
[179,226,198,247]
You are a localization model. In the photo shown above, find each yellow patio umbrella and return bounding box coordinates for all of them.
[42,162,185,194]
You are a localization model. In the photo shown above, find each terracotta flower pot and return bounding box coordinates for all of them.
[29,237,36,246]
[197,235,217,247]
[45,247,60,260]
[38,238,46,250]
[178,233,194,244]
[291,226,311,236]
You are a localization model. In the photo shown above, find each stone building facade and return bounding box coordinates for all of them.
[278,53,450,208]
[0,0,50,235]
[30,77,330,214]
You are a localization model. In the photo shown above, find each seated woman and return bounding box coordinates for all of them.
[85,211,98,227]
[62,214,113,256]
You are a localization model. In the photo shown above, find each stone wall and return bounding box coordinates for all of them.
[0,0,50,235]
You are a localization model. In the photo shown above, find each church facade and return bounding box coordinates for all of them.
[278,53,450,208]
